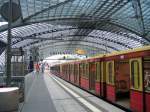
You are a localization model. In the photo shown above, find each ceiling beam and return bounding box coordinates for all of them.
[1,17,149,43]
[21,37,119,51]
[131,0,145,35]
[40,43,109,53]
[25,41,111,52]
[12,28,132,48]
[40,39,119,51]
[24,18,150,42]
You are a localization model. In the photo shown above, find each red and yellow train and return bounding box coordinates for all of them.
[50,46,150,112]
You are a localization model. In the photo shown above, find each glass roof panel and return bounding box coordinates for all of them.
[110,2,142,33]
[20,0,67,19]
[0,51,5,65]
[0,22,146,52]
[0,0,150,61]
[140,0,150,33]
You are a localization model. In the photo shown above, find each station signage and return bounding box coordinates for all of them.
[75,49,86,55]
[11,48,24,56]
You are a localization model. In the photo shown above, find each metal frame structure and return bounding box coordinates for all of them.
[0,0,150,65]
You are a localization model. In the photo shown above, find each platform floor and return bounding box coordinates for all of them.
[21,74,57,112]
[20,73,125,112]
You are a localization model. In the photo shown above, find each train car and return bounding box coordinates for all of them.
[104,46,150,112]
[50,46,150,112]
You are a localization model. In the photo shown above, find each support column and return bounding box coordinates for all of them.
[6,0,12,86]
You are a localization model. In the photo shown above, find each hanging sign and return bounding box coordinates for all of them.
[75,49,86,55]
[11,48,23,56]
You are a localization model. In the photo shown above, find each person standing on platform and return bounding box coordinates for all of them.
[35,62,40,75]
[29,56,34,73]
[41,63,45,74]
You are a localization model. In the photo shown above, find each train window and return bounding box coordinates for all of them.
[144,59,150,92]
[131,60,139,89]
[108,62,113,84]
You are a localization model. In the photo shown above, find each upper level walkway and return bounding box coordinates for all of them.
[19,71,125,112]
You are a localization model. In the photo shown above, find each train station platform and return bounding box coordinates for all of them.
[19,72,125,112]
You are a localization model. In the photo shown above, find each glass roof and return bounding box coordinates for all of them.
[0,40,6,55]
[0,0,150,65]
[20,0,67,19]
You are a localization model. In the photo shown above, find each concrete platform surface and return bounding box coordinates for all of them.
[20,72,125,112]
[51,75,125,112]
[21,75,57,112]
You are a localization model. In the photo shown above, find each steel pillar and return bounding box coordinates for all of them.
[6,0,12,86]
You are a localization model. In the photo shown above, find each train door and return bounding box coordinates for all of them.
[115,60,130,108]
[74,64,80,85]
[129,58,143,112]
[143,57,150,112]
[95,62,100,95]
[74,64,77,84]
[67,64,69,81]
[74,64,79,85]
[63,65,65,79]
[65,65,67,80]
[89,62,96,92]
[79,63,89,89]
[100,62,106,97]
[79,63,83,87]
[71,64,75,83]
[64,65,66,79]
[71,64,74,82]
[85,63,89,89]
[60,65,62,77]
[69,64,71,81]
[77,64,80,85]
[106,61,115,102]
[70,64,72,82]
